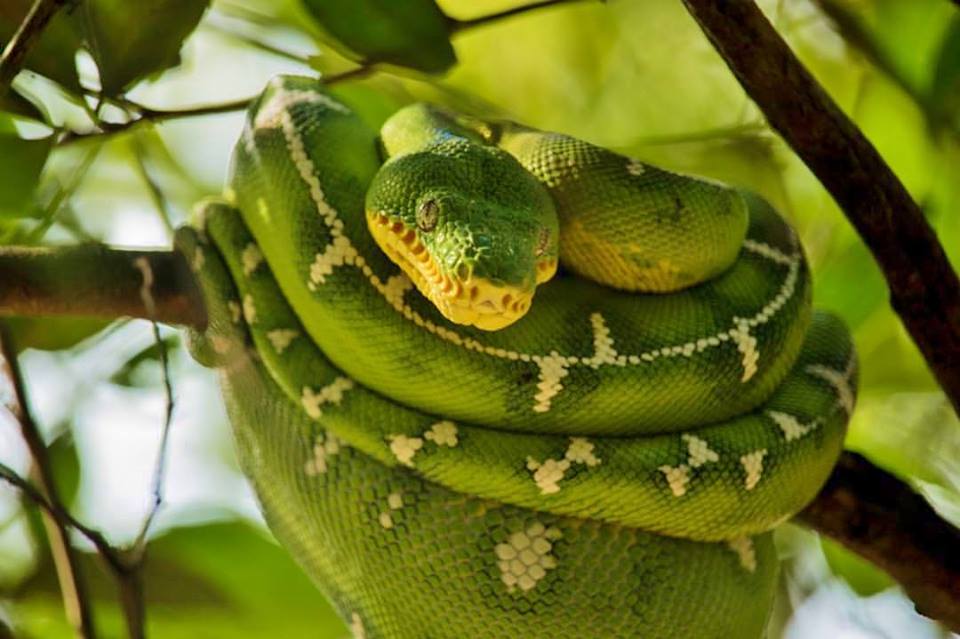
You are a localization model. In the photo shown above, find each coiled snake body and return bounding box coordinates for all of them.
[178,76,857,638]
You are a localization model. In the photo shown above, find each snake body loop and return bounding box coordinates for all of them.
[179,76,857,638]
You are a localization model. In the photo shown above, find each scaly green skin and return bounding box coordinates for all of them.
[178,75,858,638]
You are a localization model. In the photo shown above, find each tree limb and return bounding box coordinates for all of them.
[0,244,206,328]
[0,0,70,94]
[797,452,960,632]
[681,0,960,419]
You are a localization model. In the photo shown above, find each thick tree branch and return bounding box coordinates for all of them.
[0,245,206,328]
[1,326,95,638]
[0,0,70,94]
[798,453,960,632]
[681,0,960,418]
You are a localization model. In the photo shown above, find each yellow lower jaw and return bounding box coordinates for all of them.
[367,212,535,331]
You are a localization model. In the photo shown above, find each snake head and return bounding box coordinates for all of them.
[366,136,559,331]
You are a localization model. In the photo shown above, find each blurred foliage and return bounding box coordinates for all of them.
[1,0,960,637]
[11,522,341,638]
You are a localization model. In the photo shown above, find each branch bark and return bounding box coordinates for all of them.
[797,453,960,631]
[681,0,960,418]
[0,244,206,328]
[0,0,70,94]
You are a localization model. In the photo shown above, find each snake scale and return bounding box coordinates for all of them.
[176,75,857,638]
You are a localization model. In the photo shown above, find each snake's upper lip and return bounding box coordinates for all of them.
[368,210,535,330]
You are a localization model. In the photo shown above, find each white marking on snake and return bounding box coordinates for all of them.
[565,437,601,466]
[740,449,767,490]
[242,294,257,324]
[255,87,349,130]
[533,352,569,413]
[266,329,299,354]
[424,421,459,447]
[383,273,414,307]
[805,353,856,415]
[310,236,359,286]
[227,301,242,324]
[210,335,231,355]
[527,437,601,494]
[626,159,646,176]
[586,312,619,367]
[742,239,793,265]
[304,432,341,476]
[682,434,719,468]
[526,457,570,495]
[388,434,423,467]
[659,464,691,497]
[495,522,561,593]
[277,96,349,235]
[349,612,366,639]
[241,243,263,275]
[727,537,757,573]
[729,321,759,382]
[767,411,818,442]
[301,377,354,419]
[272,88,803,412]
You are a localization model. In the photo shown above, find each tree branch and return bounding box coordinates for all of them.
[681,0,960,418]
[0,245,206,328]
[0,0,70,94]
[797,452,960,632]
[0,326,95,638]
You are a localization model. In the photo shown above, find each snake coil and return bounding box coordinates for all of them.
[178,76,857,638]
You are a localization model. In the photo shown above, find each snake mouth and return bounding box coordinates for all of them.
[367,211,536,331]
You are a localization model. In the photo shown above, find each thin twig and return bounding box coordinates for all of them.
[449,0,599,33]
[131,324,176,554]
[56,65,377,147]
[681,0,960,417]
[0,0,70,94]
[0,326,95,638]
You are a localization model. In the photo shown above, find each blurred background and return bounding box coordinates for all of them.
[1,0,959,636]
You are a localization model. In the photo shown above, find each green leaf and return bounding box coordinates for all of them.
[300,0,456,73]
[931,15,960,127]
[76,0,210,96]
[0,1,82,91]
[0,132,52,217]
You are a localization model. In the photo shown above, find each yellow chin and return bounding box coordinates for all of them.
[367,211,535,331]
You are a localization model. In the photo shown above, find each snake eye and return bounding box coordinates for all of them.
[417,199,439,232]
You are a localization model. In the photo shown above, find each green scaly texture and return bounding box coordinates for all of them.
[177,75,857,638]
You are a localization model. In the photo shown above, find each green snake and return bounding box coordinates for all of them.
[176,75,857,638]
